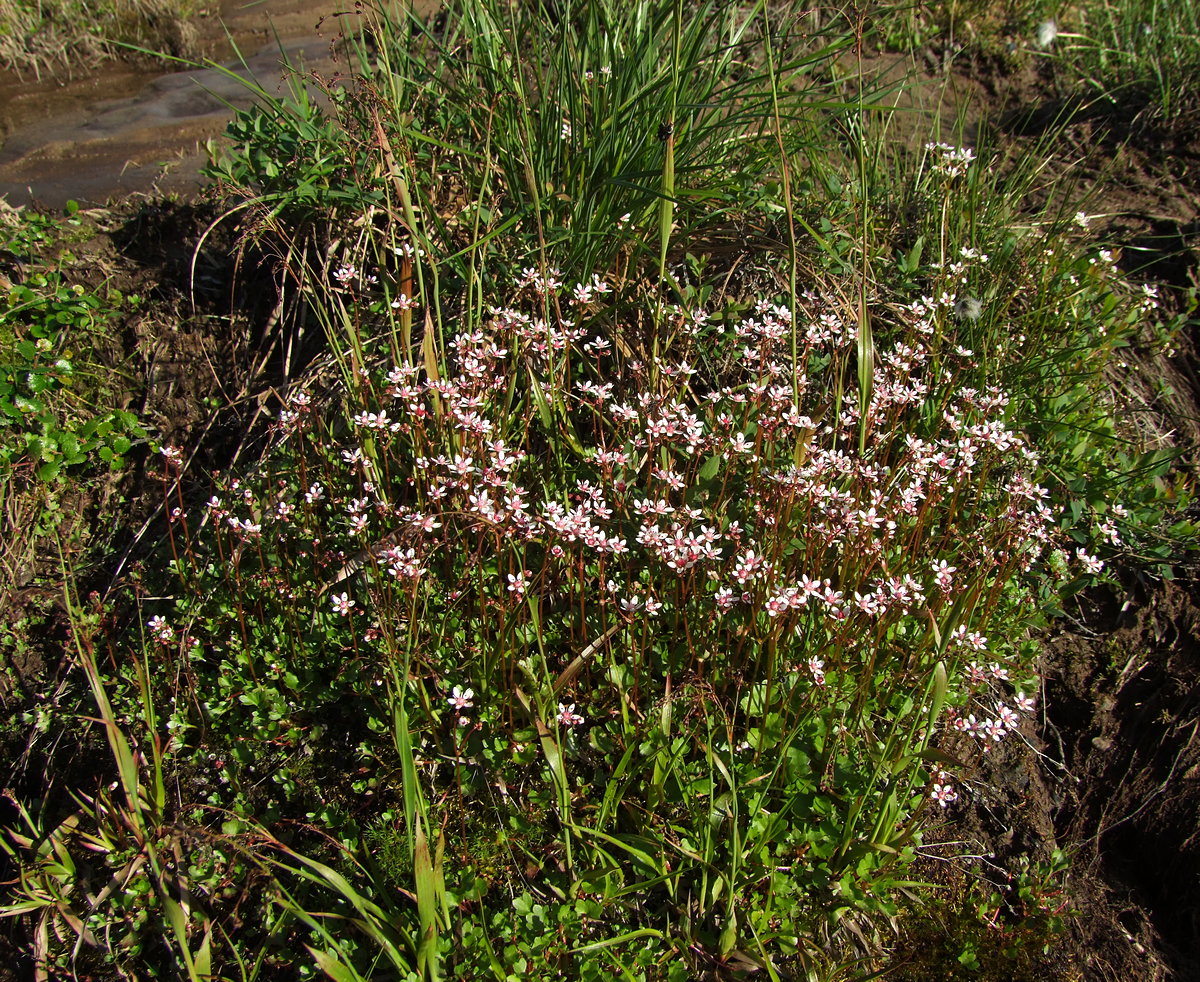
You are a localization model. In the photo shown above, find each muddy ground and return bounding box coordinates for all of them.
[882,46,1200,982]
[1,22,1199,982]
[0,0,431,206]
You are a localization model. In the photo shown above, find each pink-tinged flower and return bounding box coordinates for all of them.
[798,575,822,600]
[507,570,531,597]
[764,591,790,618]
[384,546,426,581]
[410,512,442,533]
[1077,548,1104,575]
[980,719,1006,742]
[331,592,355,616]
[955,628,988,652]
[854,590,882,616]
[714,587,737,611]
[931,783,959,808]
[726,432,756,459]
[931,559,956,593]
[998,705,1020,729]
[1015,691,1036,714]
[557,703,584,727]
[148,615,174,643]
[808,657,826,686]
[228,517,262,537]
[447,686,474,710]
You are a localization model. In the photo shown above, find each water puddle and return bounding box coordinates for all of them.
[0,0,367,207]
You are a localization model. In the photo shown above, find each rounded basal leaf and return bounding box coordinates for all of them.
[25,371,55,395]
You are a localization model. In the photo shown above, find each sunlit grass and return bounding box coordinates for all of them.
[1052,0,1200,129]
[0,0,197,77]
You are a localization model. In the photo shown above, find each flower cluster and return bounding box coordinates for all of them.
[188,261,1064,781]
[926,141,976,179]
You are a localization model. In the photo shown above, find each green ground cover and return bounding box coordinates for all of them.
[1,0,1195,978]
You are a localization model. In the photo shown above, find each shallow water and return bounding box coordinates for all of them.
[0,0,361,207]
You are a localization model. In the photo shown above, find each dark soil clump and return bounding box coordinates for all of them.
[1045,577,1200,981]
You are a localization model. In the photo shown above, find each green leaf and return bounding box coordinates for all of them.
[307,945,364,982]
[37,459,61,481]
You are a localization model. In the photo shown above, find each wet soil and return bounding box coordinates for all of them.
[0,0,374,207]
[0,197,286,697]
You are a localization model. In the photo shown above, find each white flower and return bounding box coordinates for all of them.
[557,702,584,727]
[448,686,474,710]
[331,592,355,616]
[148,615,174,643]
[980,719,1006,742]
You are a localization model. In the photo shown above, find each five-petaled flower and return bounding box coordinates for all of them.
[331,592,355,616]
[507,570,531,597]
[448,686,474,710]
[557,702,584,727]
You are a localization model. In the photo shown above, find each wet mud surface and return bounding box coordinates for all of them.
[0,0,366,206]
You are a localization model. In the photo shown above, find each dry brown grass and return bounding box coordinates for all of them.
[0,0,198,79]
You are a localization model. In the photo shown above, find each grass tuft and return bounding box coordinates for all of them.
[0,0,197,77]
